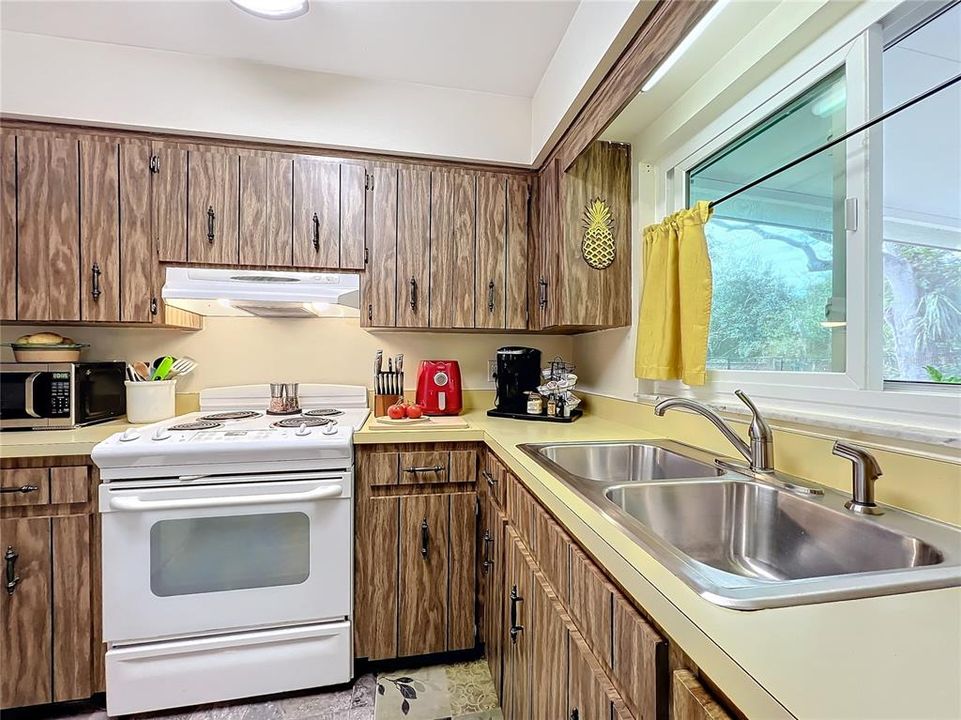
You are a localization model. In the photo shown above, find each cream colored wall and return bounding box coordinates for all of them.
[0,319,573,395]
[0,30,531,165]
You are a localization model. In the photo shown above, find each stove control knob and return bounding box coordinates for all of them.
[119,429,141,442]
[152,428,172,442]
[322,422,337,436]
[295,423,311,437]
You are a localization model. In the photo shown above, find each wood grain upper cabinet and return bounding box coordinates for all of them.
[340,163,367,270]
[119,141,159,323]
[240,155,293,267]
[1,133,16,321]
[16,135,81,322]
[293,156,339,269]
[151,142,188,263]
[506,175,530,330]
[0,517,52,709]
[361,164,397,328]
[429,170,475,329]
[531,159,560,331]
[395,166,431,328]
[187,149,239,265]
[475,174,507,329]
[79,138,121,322]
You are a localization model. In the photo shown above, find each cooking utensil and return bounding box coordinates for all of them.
[133,361,151,381]
[168,356,198,378]
[150,356,175,381]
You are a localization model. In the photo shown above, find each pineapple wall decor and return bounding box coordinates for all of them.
[581,197,616,270]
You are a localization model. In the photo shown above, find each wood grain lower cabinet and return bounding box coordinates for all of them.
[503,531,532,720]
[671,671,731,720]
[614,594,668,720]
[0,460,100,711]
[398,493,450,656]
[187,149,239,265]
[481,493,507,698]
[530,571,567,720]
[569,631,613,720]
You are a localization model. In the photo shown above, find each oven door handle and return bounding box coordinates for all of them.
[106,484,343,512]
[24,372,42,418]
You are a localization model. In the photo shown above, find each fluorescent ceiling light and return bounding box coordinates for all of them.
[641,0,731,93]
[229,0,309,20]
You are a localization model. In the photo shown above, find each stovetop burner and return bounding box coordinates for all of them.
[201,411,264,421]
[303,409,344,417]
[168,420,224,432]
[271,417,333,429]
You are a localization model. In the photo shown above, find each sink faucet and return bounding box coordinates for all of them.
[833,441,884,515]
[654,390,774,474]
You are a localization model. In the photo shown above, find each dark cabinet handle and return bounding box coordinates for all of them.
[0,484,39,495]
[150,297,159,316]
[367,304,373,322]
[5,546,20,596]
[538,276,548,309]
[409,277,418,310]
[482,530,493,574]
[420,518,430,558]
[487,280,495,313]
[206,206,216,244]
[481,469,496,488]
[404,465,446,475]
[91,263,102,300]
[570,710,579,720]
[312,213,320,251]
[509,584,524,642]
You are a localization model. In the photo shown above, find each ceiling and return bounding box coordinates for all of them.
[0,0,580,97]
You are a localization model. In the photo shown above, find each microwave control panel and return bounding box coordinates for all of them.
[51,372,71,416]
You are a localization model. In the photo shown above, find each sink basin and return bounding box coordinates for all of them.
[530,442,720,482]
[605,481,944,581]
[519,440,961,609]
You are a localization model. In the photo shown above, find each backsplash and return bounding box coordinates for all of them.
[0,318,574,393]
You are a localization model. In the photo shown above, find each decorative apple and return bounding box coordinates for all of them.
[387,403,406,420]
[405,404,424,419]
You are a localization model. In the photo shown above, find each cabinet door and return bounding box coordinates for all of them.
[569,546,613,669]
[362,165,397,327]
[293,157,339,269]
[448,492,477,651]
[79,138,121,322]
[119,140,157,323]
[187,149,239,265]
[484,500,507,701]
[395,166,431,328]
[152,142,187,263]
[613,594,667,720]
[475,174,507,329]
[672,671,731,720]
[52,515,92,702]
[503,532,532,720]
[531,573,567,720]
[506,176,529,330]
[1,133,16,320]
[398,494,449,656]
[17,135,80,322]
[0,517,52,708]
[429,170,475,328]
[532,159,561,330]
[569,632,612,720]
[340,163,367,270]
[240,155,293,267]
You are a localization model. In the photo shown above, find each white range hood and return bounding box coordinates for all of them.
[162,267,360,318]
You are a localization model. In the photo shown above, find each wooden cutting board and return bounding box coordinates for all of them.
[368,415,471,430]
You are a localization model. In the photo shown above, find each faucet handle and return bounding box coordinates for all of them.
[734,390,771,437]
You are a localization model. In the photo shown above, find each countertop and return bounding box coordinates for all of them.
[6,412,960,718]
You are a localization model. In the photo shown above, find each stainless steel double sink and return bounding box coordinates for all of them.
[519,440,961,609]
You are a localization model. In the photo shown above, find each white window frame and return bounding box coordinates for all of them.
[646,6,961,433]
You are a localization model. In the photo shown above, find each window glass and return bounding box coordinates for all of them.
[150,512,310,597]
[882,3,961,384]
[689,69,848,372]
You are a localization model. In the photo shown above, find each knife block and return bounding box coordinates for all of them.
[374,393,404,417]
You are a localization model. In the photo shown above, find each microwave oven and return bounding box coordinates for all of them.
[0,362,126,430]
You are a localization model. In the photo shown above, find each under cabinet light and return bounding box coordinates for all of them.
[641,0,731,93]
[229,0,309,20]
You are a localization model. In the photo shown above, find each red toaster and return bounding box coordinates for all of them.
[415,360,463,415]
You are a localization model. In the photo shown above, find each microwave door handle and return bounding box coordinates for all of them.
[106,484,344,512]
[24,372,42,418]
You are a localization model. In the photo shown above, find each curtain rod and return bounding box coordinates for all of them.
[707,72,961,210]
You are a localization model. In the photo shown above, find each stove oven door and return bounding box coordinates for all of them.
[100,471,352,644]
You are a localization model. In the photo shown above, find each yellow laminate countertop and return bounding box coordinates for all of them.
[5,412,959,718]
[357,410,961,720]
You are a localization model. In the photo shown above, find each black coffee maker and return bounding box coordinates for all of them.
[488,346,541,417]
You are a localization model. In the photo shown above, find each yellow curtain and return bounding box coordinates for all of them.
[634,201,713,386]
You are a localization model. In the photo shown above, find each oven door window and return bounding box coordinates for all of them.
[149,512,310,597]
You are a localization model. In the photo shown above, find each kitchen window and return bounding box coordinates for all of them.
[660,1,960,431]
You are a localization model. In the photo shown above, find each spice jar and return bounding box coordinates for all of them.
[527,392,544,415]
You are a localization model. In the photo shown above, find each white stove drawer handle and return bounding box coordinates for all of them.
[107,484,343,512]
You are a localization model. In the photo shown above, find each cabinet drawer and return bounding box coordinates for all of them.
[398,451,449,484]
[449,450,477,484]
[50,466,89,505]
[672,670,731,720]
[0,468,49,507]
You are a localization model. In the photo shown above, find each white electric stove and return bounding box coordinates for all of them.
[91,384,368,716]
